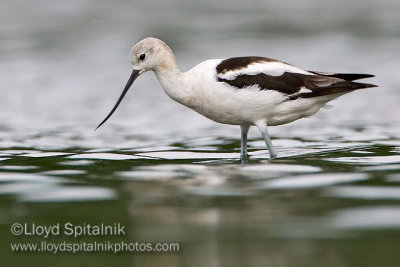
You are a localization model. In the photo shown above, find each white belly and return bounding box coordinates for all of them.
[191,85,342,126]
[192,86,286,125]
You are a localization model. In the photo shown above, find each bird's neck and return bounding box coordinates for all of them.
[154,58,194,108]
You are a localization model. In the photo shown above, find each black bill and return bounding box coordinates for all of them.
[95,69,140,130]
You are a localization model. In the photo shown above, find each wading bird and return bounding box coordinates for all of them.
[96,37,376,161]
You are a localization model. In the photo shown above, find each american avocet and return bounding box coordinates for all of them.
[96,37,376,161]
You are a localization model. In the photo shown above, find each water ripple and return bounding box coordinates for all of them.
[261,173,368,189]
[324,186,400,200]
[330,206,400,230]
[326,155,400,165]
[67,153,139,160]
[0,172,66,183]
[21,152,73,158]
[19,186,117,202]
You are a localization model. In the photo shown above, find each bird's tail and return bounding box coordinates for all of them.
[300,81,377,98]
[308,71,375,82]
[288,72,377,100]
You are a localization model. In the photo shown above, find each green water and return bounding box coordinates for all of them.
[1,0,400,266]
[2,133,400,266]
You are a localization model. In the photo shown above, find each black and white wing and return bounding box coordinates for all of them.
[216,57,376,100]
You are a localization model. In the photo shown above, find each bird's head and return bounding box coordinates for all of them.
[95,37,174,130]
[129,37,175,74]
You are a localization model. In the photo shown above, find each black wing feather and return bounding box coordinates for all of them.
[308,71,375,81]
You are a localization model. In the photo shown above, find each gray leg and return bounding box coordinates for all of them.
[255,122,277,159]
[240,125,250,161]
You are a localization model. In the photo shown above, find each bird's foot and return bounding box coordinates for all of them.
[240,153,249,163]
[269,152,277,159]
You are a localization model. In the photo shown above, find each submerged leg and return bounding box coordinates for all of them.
[240,125,250,161]
[255,122,277,159]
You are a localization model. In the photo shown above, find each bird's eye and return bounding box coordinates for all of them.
[139,54,145,60]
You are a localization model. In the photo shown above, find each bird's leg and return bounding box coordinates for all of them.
[255,122,277,159]
[240,125,250,161]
